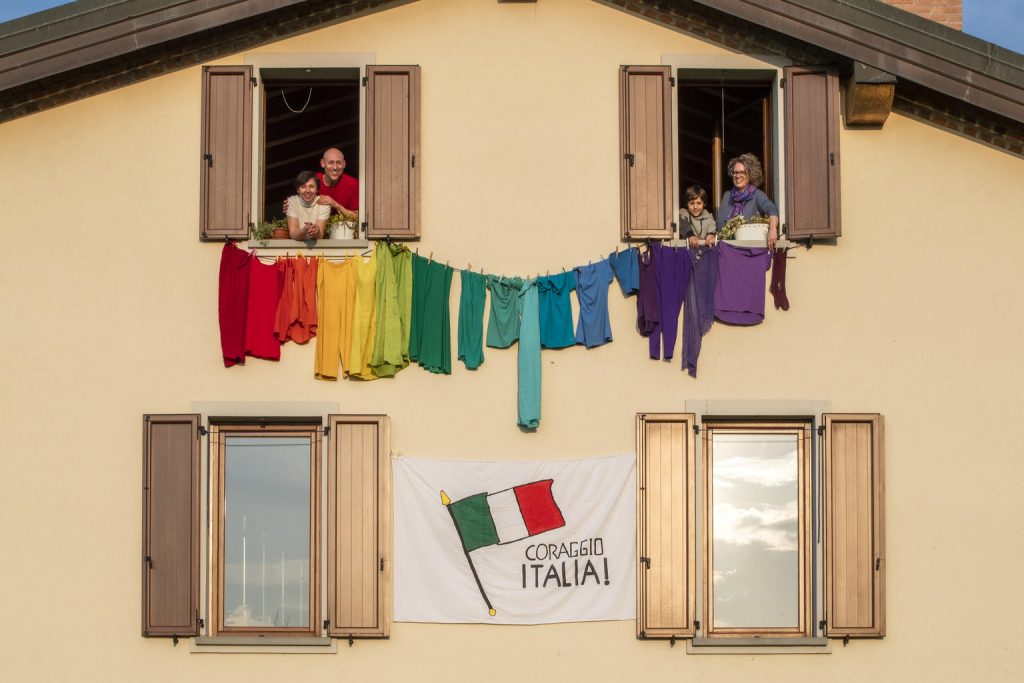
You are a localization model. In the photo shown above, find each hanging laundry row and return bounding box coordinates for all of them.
[216,238,791,428]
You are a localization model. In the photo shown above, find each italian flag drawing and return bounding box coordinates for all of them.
[442,480,565,615]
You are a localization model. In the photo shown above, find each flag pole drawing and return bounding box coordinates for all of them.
[441,479,565,616]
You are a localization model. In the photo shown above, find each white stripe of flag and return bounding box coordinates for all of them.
[487,489,530,544]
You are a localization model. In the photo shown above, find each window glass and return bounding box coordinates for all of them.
[709,431,799,629]
[222,436,311,629]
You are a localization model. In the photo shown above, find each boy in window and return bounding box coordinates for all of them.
[680,185,716,248]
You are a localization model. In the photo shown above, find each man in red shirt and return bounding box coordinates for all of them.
[283,147,359,219]
[315,147,359,218]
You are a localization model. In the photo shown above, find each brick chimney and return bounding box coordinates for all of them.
[880,1,962,30]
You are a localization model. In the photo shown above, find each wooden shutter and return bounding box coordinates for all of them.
[823,413,885,638]
[620,66,673,241]
[327,415,391,638]
[142,414,201,637]
[784,66,841,240]
[365,66,421,240]
[636,413,696,639]
[200,65,252,241]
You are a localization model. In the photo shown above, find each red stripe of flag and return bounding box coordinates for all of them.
[513,479,565,536]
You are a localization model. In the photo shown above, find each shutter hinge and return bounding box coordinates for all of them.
[806,235,814,250]
[638,630,647,639]
[197,611,204,629]
[671,221,677,231]
[694,619,701,631]
[817,425,825,436]
[362,76,368,86]
[361,221,368,230]
[830,152,836,166]
[323,424,330,436]
[173,635,179,646]
[693,424,700,435]
[819,619,826,631]
[669,76,676,87]
[250,76,257,88]
[640,556,651,569]
[780,77,786,88]
[348,635,355,647]
[202,153,213,167]
[323,619,330,631]
[843,635,850,647]
[411,154,416,168]
[145,555,153,569]
[624,153,635,167]
[875,557,880,571]
[198,425,208,437]
[380,557,385,571]
[670,635,676,647]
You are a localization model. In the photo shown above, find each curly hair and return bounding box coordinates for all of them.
[727,153,764,188]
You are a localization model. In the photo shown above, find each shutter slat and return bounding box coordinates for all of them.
[365,66,420,239]
[784,65,841,240]
[142,414,200,637]
[824,413,885,638]
[328,415,391,638]
[620,66,673,241]
[636,413,695,639]
[200,66,252,241]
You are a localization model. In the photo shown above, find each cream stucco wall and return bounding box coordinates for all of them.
[1,0,1022,681]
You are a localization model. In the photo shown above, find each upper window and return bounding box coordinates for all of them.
[199,63,421,244]
[141,414,392,641]
[619,64,840,242]
[635,412,884,646]
[258,68,361,224]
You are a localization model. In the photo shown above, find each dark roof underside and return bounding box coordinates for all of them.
[0,0,1022,137]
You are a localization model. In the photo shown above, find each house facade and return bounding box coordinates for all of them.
[1,0,1022,681]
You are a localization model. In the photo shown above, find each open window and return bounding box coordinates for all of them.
[141,413,392,642]
[620,63,840,241]
[199,63,420,243]
[636,412,884,647]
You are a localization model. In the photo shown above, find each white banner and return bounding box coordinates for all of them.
[394,454,636,624]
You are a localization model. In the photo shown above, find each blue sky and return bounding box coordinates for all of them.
[1,1,1022,53]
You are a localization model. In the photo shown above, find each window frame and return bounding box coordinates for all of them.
[700,420,814,639]
[664,54,788,239]
[245,53,373,236]
[141,406,392,647]
[207,422,322,638]
[635,403,883,651]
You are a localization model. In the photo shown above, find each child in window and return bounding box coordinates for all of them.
[680,185,716,248]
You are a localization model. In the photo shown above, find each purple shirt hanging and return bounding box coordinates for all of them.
[714,242,771,325]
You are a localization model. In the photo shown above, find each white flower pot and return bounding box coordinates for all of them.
[735,222,769,241]
[329,221,357,240]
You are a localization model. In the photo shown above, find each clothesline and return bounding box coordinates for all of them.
[247,238,799,280]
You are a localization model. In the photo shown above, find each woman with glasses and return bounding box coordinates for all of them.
[716,153,779,251]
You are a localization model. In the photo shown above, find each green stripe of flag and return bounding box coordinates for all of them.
[449,493,499,552]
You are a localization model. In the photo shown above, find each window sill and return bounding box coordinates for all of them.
[246,238,369,250]
[191,636,337,654]
[687,637,830,655]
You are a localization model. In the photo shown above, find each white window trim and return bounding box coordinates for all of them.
[244,52,375,234]
[661,53,791,237]
[190,401,338,651]
[684,399,830,651]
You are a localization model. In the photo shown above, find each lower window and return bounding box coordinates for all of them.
[635,411,884,646]
[702,422,812,638]
[210,424,321,636]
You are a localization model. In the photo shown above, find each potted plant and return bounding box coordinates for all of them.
[326,213,359,240]
[250,220,274,244]
[268,218,289,240]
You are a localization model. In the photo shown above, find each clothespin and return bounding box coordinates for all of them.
[428,251,433,263]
